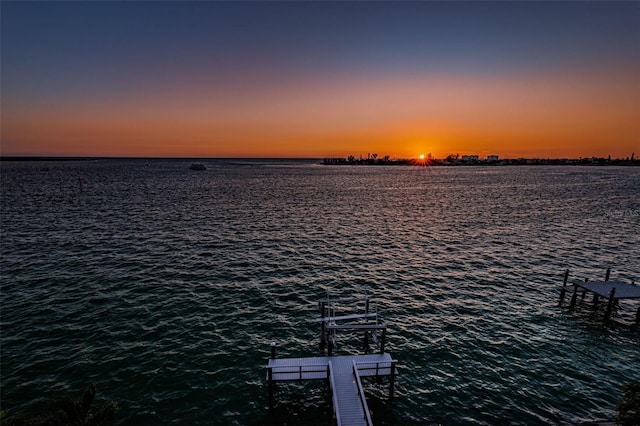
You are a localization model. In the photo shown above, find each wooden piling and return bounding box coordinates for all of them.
[268,342,277,408]
[604,287,616,324]
[559,269,569,305]
[380,328,387,354]
[389,362,396,399]
[569,288,576,310]
[268,369,274,409]
[319,302,326,350]
[569,279,583,311]
[605,268,611,282]
[363,298,370,350]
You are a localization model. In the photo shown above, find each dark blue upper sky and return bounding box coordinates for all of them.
[4,1,638,94]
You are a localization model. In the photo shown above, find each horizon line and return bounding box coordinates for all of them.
[1,154,637,162]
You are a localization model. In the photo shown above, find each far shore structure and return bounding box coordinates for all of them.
[322,153,639,166]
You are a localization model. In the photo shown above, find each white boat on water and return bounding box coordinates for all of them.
[189,163,206,170]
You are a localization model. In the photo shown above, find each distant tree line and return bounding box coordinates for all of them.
[323,153,639,166]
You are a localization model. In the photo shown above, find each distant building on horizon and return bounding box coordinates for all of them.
[487,155,499,162]
[461,155,479,162]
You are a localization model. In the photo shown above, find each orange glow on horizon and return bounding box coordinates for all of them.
[1,66,638,159]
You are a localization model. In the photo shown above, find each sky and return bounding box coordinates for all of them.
[1,1,639,159]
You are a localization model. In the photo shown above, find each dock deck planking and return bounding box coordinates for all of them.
[574,280,640,299]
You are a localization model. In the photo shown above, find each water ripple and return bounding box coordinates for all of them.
[1,160,639,424]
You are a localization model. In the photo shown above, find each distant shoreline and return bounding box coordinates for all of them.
[0,156,316,162]
[1,156,639,166]
[323,157,640,166]
[0,156,100,162]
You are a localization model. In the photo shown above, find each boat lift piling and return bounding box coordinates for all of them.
[558,269,570,305]
[317,295,385,355]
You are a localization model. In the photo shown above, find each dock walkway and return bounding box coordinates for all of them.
[266,353,396,426]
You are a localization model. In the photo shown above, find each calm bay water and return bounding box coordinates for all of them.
[1,159,639,425]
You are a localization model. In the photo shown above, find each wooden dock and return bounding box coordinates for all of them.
[559,268,640,325]
[265,293,398,425]
[266,353,397,426]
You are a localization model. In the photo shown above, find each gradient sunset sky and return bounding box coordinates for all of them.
[1,1,639,159]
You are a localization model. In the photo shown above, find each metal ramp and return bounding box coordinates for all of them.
[329,357,372,426]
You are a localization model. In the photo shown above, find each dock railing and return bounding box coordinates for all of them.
[352,360,374,426]
[354,359,398,377]
[327,361,342,426]
[266,363,330,381]
[355,359,398,398]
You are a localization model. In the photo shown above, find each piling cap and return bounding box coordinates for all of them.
[270,341,277,347]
